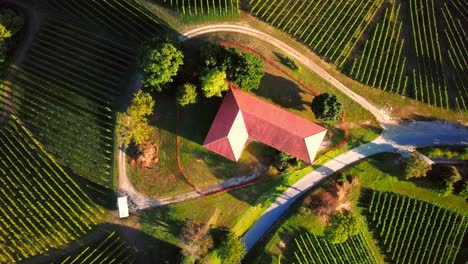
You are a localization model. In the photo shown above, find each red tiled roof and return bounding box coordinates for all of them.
[203,88,327,163]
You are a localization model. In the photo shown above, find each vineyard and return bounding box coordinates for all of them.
[155,0,239,19]
[47,0,168,42]
[0,116,100,263]
[247,0,468,111]
[0,19,134,187]
[59,232,134,264]
[364,190,467,264]
[292,232,377,264]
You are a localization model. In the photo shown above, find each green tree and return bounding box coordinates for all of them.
[140,42,183,91]
[234,52,264,92]
[311,93,343,121]
[218,233,246,264]
[201,69,228,98]
[0,9,24,36]
[118,90,155,146]
[177,83,198,106]
[324,211,360,244]
[180,220,213,263]
[404,154,431,179]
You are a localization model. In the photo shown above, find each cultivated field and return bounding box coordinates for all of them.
[59,232,134,264]
[293,233,377,264]
[1,19,134,187]
[247,0,468,111]
[364,190,467,264]
[47,0,168,42]
[0,117,100,263]
[154,0,239,19]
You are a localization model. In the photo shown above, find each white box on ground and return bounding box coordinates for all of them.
[117,196,129,218]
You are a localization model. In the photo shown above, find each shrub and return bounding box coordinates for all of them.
[274,52,299,71]
[273,152,297,172]
[438,180,454,197]
[311,93,343,121]
[180,220,213,263]
[404,154,431,179]
[458,182,468,199]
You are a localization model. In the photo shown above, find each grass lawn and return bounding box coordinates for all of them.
[127,33,382,198]
[245,152,468,262]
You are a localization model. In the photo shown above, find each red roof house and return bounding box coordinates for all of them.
[203,88,327,163]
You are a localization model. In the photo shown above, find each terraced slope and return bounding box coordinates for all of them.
[1,19,134,187]
[364,190,467,264]
[0,116,101,263]
[154,0,240,19]
[248,0,468,111]
[292,233,377,264]
[47,0,168,42]
[59,232,134,264]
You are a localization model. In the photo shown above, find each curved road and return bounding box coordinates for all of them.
[179,24,468,252]
[180,24,391,124]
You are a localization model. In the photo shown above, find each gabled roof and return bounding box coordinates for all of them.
[203,88,327,163]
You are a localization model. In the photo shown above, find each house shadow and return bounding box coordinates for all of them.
[254,73,307,111]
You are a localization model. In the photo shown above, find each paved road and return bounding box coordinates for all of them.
[241,121,468,251]
[180,24,391,124]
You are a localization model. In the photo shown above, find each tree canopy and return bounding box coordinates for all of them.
[117,90,155,146]
[311,93,343,121]
[0,24,11,42]
[140,42,183,92]
[234,52,264,92]
[201,69,229,98]
[324,211,360,244]
[200,42,264,92]
[177,83,198,107]
[218,233,246,264]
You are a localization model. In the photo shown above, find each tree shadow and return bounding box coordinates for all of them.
[253,73,307,111]
[24,223,181,264]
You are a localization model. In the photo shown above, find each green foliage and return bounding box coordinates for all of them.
[311,93,343,121]
[234,52,264,92]
[0,8,24,36]
[140,42,184,92]
[438,180,454,197]
[273,152,297,172]
[200,43,264,91]
[218,233,246,264]
[118,90,155,146]
[0,24,11,42]
[458,183,468,199]
[273,52,299,71]
[324,211,360,244]
[201,69,228,98]
[442,166,462,183]
[177,83,198,107]
[404,154,431,179]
